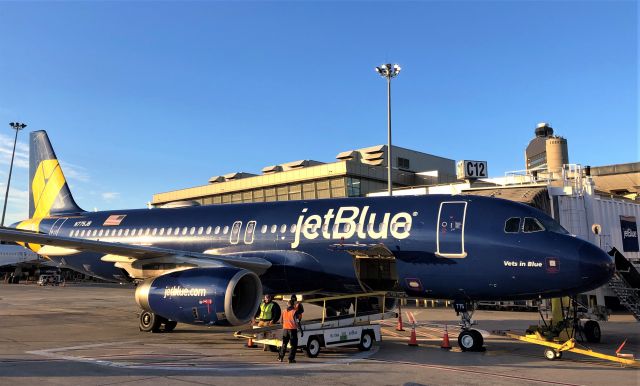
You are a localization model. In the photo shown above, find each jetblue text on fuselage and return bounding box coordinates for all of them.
[291,205,414,248]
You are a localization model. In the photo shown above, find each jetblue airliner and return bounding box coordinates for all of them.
[0,131,614,351]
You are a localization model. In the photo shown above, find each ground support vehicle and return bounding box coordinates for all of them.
[503,331,639,367]
[235,292,397,358]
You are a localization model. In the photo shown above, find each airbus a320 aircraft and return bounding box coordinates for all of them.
[0,131,614,351]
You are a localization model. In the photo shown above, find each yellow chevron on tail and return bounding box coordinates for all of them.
[16,159,67,252]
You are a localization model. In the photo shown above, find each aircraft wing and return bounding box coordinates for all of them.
[0,227,271,273]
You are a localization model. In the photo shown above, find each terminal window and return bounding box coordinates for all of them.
[398,157,410,170]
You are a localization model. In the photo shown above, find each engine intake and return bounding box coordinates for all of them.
[135,267,262,326]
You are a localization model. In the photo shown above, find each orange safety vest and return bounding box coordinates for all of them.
[282,308,298,330]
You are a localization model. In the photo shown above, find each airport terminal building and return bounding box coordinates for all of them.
[152,145,457,207]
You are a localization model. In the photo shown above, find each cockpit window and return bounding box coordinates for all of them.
[539,217,570,235]
[523,217,545,233]
[504,217,521,233]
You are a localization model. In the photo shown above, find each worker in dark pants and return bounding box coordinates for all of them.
[253,294,281,351]
[278,299,303,363]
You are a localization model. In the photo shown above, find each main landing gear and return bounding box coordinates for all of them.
[454,300,485,352]
[139,310,178,333]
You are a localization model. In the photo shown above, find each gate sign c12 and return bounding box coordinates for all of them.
[457,160,488,180]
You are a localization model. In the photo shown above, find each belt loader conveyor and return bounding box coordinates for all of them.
[235,292,398,358]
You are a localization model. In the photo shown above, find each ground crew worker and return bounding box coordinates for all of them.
[291,294,304,316]
[278,299,303,363]
[253,294,281,351]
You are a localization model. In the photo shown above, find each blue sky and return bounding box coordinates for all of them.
[0,1,637,223]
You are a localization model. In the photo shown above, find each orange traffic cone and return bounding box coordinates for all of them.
[396,305,405,332]
[441,326,452,350]
[408,325,418,347]
[245,337,257,348]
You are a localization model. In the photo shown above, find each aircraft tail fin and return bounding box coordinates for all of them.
[29,130,84,218]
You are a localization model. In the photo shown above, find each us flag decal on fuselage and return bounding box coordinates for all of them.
[103,215,126,226]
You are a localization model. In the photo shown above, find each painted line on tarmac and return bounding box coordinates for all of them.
[27,342,379,372]
[364,358,585,386]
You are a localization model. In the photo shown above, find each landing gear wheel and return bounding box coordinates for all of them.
[458,329,483,351]
[458,330,475,351]
[555,351,563,359]
[358,330,374,351]
[139,310,162,333]
[470,329,484,350]
[584,321,601,343]
[305,336,321,358]
[544,348,557,361]
[164,320,178,332]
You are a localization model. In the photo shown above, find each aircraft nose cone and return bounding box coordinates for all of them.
[579,241,615,290]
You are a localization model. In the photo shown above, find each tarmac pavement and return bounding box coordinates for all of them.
[0,283,638,386]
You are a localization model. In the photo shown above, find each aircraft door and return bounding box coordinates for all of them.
[436,201,467,258]
[230,221,242,244]
[244,221,256,244]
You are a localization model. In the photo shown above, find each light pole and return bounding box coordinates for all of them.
[375,63,401,196]
[2,122,26,227]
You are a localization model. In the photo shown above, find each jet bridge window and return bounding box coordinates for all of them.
[504,217,521,233]
[523,217,545,233]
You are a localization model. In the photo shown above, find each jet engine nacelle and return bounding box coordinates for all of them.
[135,267,262,326]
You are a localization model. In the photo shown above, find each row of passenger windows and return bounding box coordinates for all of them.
[68,221,397,239]
[69,224,298,238]
[504,217,545,234]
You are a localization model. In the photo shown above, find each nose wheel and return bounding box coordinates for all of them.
[458,329,484,351]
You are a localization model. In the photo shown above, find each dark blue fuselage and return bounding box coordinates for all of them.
[30,195,614,300]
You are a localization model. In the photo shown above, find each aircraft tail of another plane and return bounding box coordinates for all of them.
[28,130,84,218]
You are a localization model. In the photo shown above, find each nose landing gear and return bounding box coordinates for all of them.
[454,300,485,352]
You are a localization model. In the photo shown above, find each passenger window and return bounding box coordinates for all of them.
[167,228,172,236]
[118,229,123,236]
[139,228,144,236]
[504,217,520,233]
[145,228,150,236]
[280,224,287,233]
[182,227,188,235]
[80,230,86,237]
[159,228,165,236]
[344,223,351,233]
[124,229,130,236]
[198,226,203,235]
[190,227,195,235]
[523,217,545,233]
[132,229,137,236]
[261,224,268,234]
[174,227,180,235]
[223,226,229,235]
[92,230,98,237]
[290,224,296,233]
[69,230,75,237]
[152,228,158,236]
[215,226,220,235]
[98,229,104,237]
[206,226,212,235]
